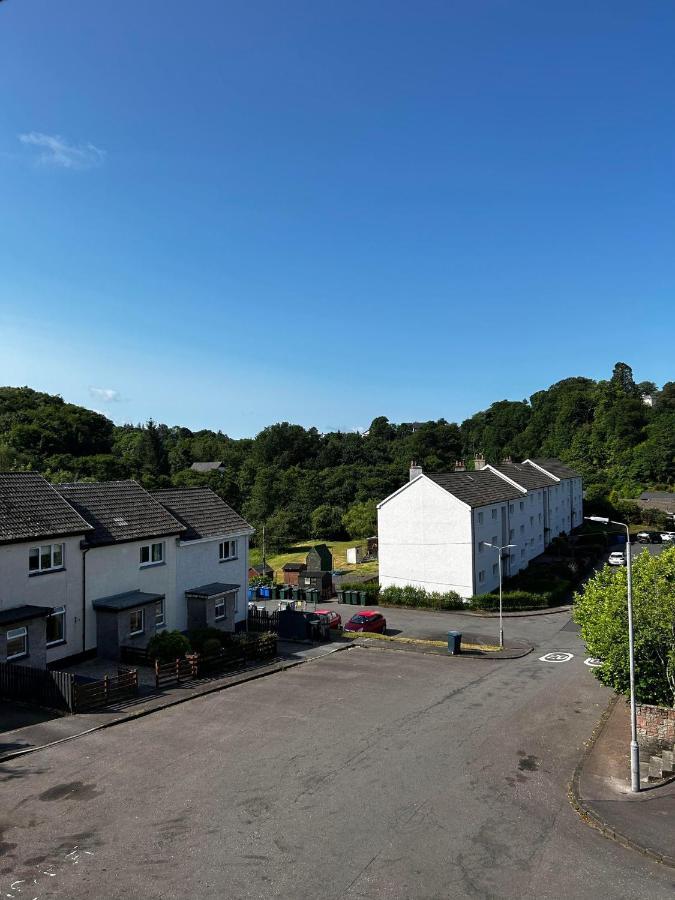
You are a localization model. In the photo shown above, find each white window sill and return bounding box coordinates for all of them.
[139,561,165,570]
[28,567,66,578]
[7,654,28,662]
[219,557,238,563]
[46,639,67,648]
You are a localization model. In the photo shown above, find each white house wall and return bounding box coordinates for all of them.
[378,477,474,598]
[0,534,86,664]
[174,532,250,631]
[84,538,178,651]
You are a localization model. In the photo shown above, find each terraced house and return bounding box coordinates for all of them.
[377,457,583,599]
[0,474,252,667]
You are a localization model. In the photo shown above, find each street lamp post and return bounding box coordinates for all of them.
[484,542,517,650]
[585,515,640,792]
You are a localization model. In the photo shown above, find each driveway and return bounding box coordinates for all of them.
[0,610,672,899]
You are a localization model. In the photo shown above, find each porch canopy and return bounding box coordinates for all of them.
[0,605,51,626]
[93,590,164,612]
[184,582,239,600]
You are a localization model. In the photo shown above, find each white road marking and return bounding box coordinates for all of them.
[538,651,574,663]
[584,657,602,667]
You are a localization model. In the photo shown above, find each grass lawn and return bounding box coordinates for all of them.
[249,539,379,580]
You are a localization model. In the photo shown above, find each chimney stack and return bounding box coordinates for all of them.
[409,460,423,482]
[474,453,486,470]
[454,459,466,472]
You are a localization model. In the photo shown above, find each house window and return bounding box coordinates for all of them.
[530,516,534,527]
[29,543,64,573]
[520,524,525,534]
[155,599,165,628]
[140,542,164,566]
[477,511,484,525]
[6,627,27,660]
[509,529,515,540]
[129,609,145,636]
[219,540,237,561]
[478,570,485,584]
[491,508,497,519]
[519,501,524,511]
[214,596,226,620]
[509,504,514,513]
[538,513,542,523]
[492,563,498,576]
[46,606,66,646]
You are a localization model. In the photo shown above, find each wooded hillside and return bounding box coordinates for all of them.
[0,362,672,549]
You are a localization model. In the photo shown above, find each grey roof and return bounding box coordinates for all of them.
[639,491,675,501]
[489,462,556,491]
[282,562,306,572]
[153,487,251,542]
[250,563,274,574]
[0,472,92,545]
[57,481,185,547]
[190,461,225,472]
[93,590,164,612]
[427,471,524,508]
[0,604,52,626]
[184,582,240,598]
[523,458,581,480]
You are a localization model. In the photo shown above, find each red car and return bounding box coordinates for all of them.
[344,611,387,634]
[315,609,342,629]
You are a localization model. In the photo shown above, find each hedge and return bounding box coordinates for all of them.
[468,591,551,611]
[378,585,464,610]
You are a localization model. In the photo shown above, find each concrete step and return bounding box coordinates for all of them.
[649,756,664,780]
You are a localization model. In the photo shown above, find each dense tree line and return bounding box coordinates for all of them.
[0,362,672,549]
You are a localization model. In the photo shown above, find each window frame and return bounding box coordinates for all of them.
[477,511,484,525]
[218,539,238,562]
[28,542,65,574]
[214,596,226,621]
[46,606,66,647]
[155,599,165,628]
[6,626,28,661]
[139,541,164,567]
[478,570,485,584]
[129,609,145,636]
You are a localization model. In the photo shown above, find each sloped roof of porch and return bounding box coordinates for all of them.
[184,582,240,599]
[92,590,164,612]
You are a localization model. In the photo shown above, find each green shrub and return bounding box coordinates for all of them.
[379,585,464,610]
[468,591,551,611]
[202,637,223,657]
[146,630,191,662]
[188,627,228,653]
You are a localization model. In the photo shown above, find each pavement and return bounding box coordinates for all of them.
[0,640,348,762]
[571,694,675,867]
[0,609,673,899]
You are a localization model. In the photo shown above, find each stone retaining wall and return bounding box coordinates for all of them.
[636,703,675,747]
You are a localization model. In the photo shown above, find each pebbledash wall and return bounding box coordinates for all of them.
[637,703,675,748]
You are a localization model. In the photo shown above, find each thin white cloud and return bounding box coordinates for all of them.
[18,132,106,170]
[89,387,120,403]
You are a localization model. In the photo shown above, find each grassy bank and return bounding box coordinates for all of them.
[249,540,379,579]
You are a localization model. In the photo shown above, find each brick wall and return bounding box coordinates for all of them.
[636,703,675,746]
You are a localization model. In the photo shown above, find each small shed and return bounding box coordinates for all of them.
[190,461,226,473]
[248,563,274,581]
[299,570,334,601]
[346,546,363,564]
[282,561,307,587]
[306,544,333,572]
[367,536,378,557]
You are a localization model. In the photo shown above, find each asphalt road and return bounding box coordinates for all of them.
[1,609,673,899]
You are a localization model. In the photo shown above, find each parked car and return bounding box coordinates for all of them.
[608,551,626,566]
[660,532,675,542]
[648,532,663,543]
[636,532,651,544]
[315,609,342,629]
[344,611,387,634]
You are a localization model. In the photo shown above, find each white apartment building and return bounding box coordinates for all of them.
[377,457,583,599]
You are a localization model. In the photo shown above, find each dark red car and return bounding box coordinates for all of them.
[315,609,342,629]
[344,611,387,634]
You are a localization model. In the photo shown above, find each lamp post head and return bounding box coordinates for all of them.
[585,515,610,524]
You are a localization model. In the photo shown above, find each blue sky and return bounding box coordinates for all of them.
[1,1,673,436]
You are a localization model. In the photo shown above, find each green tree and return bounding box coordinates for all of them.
[310,504,345,539]
[573,547,675,706]
[342,500,377,539]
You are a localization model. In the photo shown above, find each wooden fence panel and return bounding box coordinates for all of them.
[0,661,74,711]
[72,668,138,712]
[248,609,280,633]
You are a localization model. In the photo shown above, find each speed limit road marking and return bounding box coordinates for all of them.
[584,657,602,667]
[538,651,574,663]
